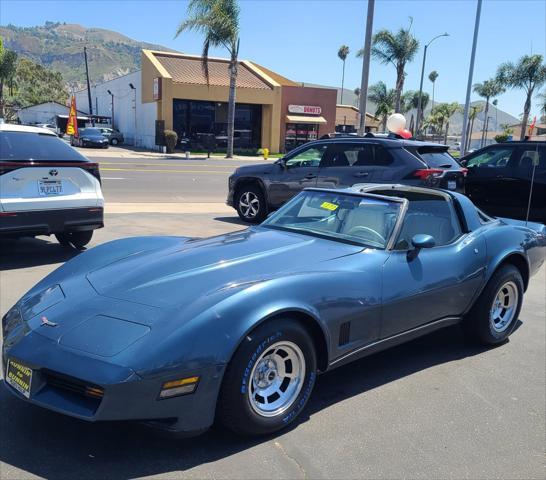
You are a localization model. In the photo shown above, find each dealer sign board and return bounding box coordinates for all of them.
[288,104,322,115]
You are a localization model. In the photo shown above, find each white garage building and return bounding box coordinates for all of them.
[75,71,157,149]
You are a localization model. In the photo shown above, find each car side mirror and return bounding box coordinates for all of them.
[407,234,435,260]
[276,158,287,169]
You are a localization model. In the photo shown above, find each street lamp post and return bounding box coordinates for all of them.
[107,89,114,129]
[416,33,449,138]
[129,83,137,146]
[357,0,375,136]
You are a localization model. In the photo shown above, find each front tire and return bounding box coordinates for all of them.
[217,318,317,436]
[235,185,267,223]
[111,138,119,146]
[55,230,94,250]
[462,264,524,345]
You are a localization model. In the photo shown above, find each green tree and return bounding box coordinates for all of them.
[0,38,18,117]
[428,70,438,109]
[353,87,361,107]
[368,81,395,132]
[358,18,419,113]
[473,79,505,147]
[401,90,429,133]
[496,54,546,140]
[9,57,68,109]
[537,90,546,123]
[427,102,460,144]
[176,0,240,158]
[337,45,350,104]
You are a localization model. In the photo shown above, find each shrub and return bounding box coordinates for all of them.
[494,133,510,143]
[164,130,178,153]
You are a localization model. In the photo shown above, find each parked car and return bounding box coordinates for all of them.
[3,184,545,437]
[228,136,467,222]
[461,141,546,224]
[70,127,109,148]
[0,123,104,248]
[100,127,124,145]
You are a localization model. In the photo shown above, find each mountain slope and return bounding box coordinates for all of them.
[0,22,177,86]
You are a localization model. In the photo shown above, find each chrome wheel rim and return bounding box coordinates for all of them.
[248,341,305,417]
[239,192,260,218]
[490,281,518,333]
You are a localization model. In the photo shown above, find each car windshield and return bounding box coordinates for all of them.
[0,131,87,162]
[262,190,402,249]
[82,128,103,136]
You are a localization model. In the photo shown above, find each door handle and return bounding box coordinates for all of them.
[354,172,369,178]
[496,175,504,178]
[304,174,317,179]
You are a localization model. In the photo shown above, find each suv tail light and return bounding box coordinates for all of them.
[412,168,444,180]
[81,162,101,184]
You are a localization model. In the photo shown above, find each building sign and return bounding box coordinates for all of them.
[153,77,162,101]
[288,104,322,115]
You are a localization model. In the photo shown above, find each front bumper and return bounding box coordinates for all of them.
[82,140,108,148]
[0,207,104,236]
[2,328,225,435]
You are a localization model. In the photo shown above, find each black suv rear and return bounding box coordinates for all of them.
[227,136,466,222]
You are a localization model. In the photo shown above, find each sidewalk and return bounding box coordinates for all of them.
[82,145,272,162]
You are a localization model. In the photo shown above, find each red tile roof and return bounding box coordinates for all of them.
[154,54,272,90]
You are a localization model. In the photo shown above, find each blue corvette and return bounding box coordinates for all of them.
[2,184,545,436]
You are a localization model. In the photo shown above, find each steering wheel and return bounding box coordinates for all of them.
[346,226,386,245]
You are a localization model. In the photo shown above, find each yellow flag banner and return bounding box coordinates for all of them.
[67,96,78,137]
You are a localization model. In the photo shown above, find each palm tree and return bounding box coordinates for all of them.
[401,90,429,134]
[473,79,505,148]
[176,0,240,158]
[497,54,546,140]
[428,70,438,109]
[357,18,419,113]
[537,90,546,123]
[353,87,361,107]
[338,45,350,104]
[491,98,499,131]
[428,102,459,144]
[465,104,483,152]
[368,81,395,132]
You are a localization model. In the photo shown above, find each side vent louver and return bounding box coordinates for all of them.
[338,321,351,346]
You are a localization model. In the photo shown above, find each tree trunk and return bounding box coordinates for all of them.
[480,97,490,148]
[340,60,345,104]
[466,117,473,152]
[0,80,4,118]
[394,65,405,113]
[431,82,435,110]
[226,56,238,159]
[382,115,387,133]
[519,90,532,141]
[444,121,449,145]
[409,113,415,134]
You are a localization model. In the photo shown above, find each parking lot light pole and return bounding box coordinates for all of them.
[460,0,483,156]
[107,90,114,129]
[358,0,375,136]
[416,33,449,138]
[129,83,137,146]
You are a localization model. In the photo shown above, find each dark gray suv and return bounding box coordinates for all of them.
[227,136,466,223]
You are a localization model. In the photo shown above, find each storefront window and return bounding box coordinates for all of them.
[173,99,262,151]
[285,123,319,152]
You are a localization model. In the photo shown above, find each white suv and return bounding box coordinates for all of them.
[0,124,104,248]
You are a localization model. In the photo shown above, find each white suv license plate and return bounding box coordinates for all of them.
[38,180,63,196]
[447,180,457,190]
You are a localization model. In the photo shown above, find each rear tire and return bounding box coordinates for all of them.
[111,138,119,146]
[55,230,94,250]
[217,318,317,436]
[235,184,267,223]
[462,264,524,345]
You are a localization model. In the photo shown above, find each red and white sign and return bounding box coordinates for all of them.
[288,104,322,115]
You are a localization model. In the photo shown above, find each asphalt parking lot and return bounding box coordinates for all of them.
[1,205,545,480]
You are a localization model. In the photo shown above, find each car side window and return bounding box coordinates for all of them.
[394,194,462,249]
[466,146,515,168]
[512,147,546,179]
[320,144,393,168]
[285,145,327,168]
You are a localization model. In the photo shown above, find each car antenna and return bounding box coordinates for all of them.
[524,142,540,226]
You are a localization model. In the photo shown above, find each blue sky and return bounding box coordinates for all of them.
[2,0,545,118]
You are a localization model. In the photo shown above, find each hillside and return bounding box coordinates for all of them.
[0,22,177,86]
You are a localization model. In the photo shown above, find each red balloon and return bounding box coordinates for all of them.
[399,128,412,139]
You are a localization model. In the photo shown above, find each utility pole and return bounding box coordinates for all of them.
[357,0,375,136]
[84,46,94,126]
[107,90,114,129]
[460,0,482,156]
[129,83,137,146]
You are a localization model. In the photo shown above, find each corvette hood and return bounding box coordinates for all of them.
[86,228,362,307]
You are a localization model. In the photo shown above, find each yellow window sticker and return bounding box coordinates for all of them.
[320,201,339,211]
